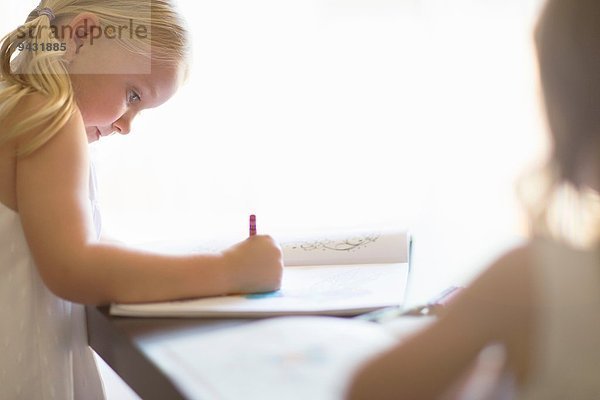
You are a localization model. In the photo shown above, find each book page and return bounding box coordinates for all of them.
[281,230,410,266]
[132,230,410,267]
[110,262,409,317]
[143,316,396,400]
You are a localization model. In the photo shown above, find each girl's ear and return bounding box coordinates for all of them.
[63,12,101,62]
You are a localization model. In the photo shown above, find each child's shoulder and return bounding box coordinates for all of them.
[490,242,535,279]
[483,238,595,290]
[9,90,82,121]
[3,90,49,118]
[3,90,85,149]
[456,243,536,338]
[473,242,535,298]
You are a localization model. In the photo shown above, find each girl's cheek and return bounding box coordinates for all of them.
[98,102,127,126]
[78,90,126,126]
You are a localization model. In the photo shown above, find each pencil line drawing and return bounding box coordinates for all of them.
[285,234,381,253]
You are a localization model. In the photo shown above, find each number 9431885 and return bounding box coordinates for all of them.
[18,42,67,52]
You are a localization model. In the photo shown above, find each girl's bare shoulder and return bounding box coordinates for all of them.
[3,91,52,123]
[489,243,533,283]
[471,243,534,304]
[8,92,85,148]
[457,243,536,342]
[4,90,82,123]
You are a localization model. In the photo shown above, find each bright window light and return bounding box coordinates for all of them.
[2,0,547,293]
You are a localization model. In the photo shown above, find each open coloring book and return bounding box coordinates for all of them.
[141,315,433,400]
[110,230,411,317]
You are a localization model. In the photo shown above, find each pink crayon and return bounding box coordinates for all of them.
[249,214,257,236]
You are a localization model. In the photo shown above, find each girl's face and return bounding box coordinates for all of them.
[64,14,184,142]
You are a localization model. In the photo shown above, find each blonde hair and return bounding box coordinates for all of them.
[0,0,189,156]
[521,0,600,246]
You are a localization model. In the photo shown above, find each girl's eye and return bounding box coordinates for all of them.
[127,89,141,104]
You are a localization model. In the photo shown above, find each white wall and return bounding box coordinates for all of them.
[3,0,548,297]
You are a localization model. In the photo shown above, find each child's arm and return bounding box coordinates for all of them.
[346,246,534,400]
[15,98,282,305]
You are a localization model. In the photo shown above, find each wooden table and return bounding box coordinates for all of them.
[87,306,256,400]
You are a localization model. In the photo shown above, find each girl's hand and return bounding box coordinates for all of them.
[221,235,284,294]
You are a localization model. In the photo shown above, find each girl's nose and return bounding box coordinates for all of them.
[112,116,131,135]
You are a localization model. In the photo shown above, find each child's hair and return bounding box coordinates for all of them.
[0,0,189,157]
[521,0,600,245]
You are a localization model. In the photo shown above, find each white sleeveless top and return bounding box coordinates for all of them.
[518,238,600,399]
[0,164,105,399]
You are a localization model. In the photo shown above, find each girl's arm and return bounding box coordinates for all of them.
[16,99,282,305]
[346,246,534,400]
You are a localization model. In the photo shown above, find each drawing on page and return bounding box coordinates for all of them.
[245,291,283,299]
[285,233,381,253]
[243,265,387,301]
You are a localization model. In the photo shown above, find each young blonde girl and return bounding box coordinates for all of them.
[0,1,282,398]
[347,0,600,398]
